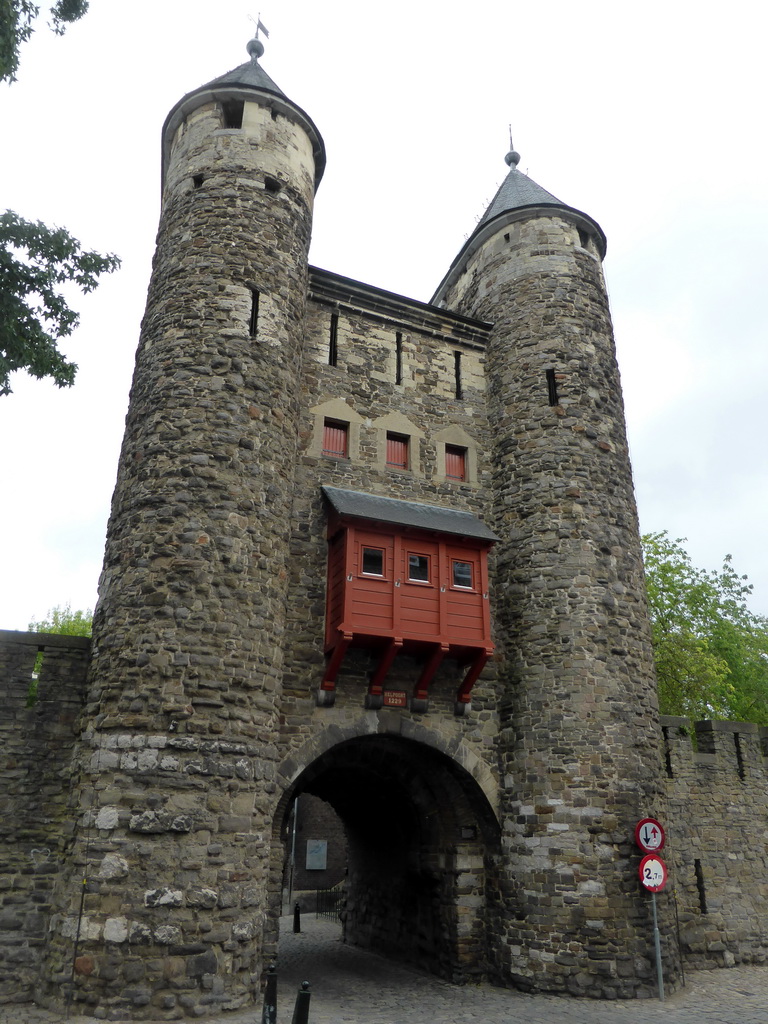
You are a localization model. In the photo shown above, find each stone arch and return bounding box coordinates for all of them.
[266,716,501,983]
[273,713,499,830]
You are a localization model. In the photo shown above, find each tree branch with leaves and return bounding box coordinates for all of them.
[642,531,768,725]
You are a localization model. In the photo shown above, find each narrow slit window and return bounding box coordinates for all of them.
[546,368,559,406]
[661,726,674,778]
[452,560,473,589]
[454,351,463,400]
[734,733,745,779]
[445,445,466,481]
[222,99,244,129]
[578,228,590,248]
[407,553,430,583]
[249,289,259,339]
[328,313,339,366]
[361,547,385,576]
[386,433,409,470]
[694,859,708,914]
[193,174,204,189]
[322,420,348,458]
[395,332,403,385]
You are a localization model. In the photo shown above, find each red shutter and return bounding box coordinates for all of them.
[386,434,408,469]
[323,421,348,458]
[445,445,466,480]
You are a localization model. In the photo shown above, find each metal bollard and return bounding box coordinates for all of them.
[261,961,277,1024]
[293,901,301,934]
[290,981,311,1024]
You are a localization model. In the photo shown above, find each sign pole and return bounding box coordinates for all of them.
[651,891,664,1002]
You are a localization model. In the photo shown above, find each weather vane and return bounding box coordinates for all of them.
[249,12,270,39]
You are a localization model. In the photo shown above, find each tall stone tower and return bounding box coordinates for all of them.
[47,39,325,1016]
[433,149,674,992]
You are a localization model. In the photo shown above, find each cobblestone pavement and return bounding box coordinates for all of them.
[7,916,768,1024]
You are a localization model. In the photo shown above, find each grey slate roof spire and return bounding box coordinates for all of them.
[431,139,607,304]
[161,34,326,188]
[477,146,565,229]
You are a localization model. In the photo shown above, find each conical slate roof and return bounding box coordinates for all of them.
[202,40,286,98]
[162,37,325,187]
[431,148,606,304]
[477,151,564,227]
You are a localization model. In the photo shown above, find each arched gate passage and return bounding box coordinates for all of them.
[270,734,502,983]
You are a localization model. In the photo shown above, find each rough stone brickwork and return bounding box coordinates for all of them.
[436,212,675,994]
[289,794,347,894]
[0,631,90,1002]
[2,42,767,1020]
[661,716,768,967]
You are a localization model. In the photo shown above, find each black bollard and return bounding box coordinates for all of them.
[291,981,311,1024]
[293,901,301,934]
[261,961,277,1024]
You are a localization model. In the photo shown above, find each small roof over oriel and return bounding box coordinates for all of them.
[322,486,498,542]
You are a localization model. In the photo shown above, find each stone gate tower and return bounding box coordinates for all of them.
[42,40,679,1019]
[47,39,326,1014]
[433,149,673,991]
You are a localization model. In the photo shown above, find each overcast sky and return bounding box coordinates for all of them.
[1,0,766,630]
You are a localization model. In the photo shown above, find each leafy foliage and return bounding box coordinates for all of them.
[0,211,119,395]
[26,602,91,704]
[1,0,89,82]
[642,532,768,724]
[29,602,92,636]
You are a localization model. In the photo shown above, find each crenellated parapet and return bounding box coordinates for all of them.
[659,715,768,968]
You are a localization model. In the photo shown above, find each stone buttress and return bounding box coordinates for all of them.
[44,40,324,1017]
[433,150,680,995]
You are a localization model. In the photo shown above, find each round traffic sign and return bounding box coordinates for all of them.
[639,854,668,892]
[635,818,665,853]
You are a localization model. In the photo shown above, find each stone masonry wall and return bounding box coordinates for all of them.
[440,212,676,996]
[0,631,89,1003]
[42,89,320,1019]
[661,715,768,968]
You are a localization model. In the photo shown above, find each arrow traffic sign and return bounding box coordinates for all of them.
[635,817,665,853]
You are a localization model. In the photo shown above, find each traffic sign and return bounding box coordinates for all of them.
[635,817,665,853]
[639,854,668,892]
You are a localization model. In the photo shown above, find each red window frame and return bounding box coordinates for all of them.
[323,420,348,458]
[407,552,431,584]
[445,445,466,481]
[451,559,474,590]
[386,433,409,470]
[361,546,385,577]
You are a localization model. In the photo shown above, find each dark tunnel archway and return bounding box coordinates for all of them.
[273,734,502,982]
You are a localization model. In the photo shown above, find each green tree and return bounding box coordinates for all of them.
[0,212,120,395]
[29,602,92,636]
[1,1,119,396]
[642,532,768,724]
[1,1,90,82]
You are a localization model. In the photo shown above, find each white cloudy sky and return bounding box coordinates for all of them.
[1,0,766,629]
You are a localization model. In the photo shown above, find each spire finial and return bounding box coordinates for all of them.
[505,124,521,168]
[247,13,270,59]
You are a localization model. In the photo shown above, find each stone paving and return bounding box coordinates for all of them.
[6,916,768,1024]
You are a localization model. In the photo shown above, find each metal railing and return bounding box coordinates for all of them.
[315,882,345,920]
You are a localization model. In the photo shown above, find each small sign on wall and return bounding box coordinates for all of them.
[306,839,328,871]
[383,691,407,708]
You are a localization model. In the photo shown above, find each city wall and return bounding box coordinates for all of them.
[0,630,90,1002]
[2,634,768,1003]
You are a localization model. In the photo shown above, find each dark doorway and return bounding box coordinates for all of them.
[274,734,501,983]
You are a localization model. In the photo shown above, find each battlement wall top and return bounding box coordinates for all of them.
[660,714,768,783]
